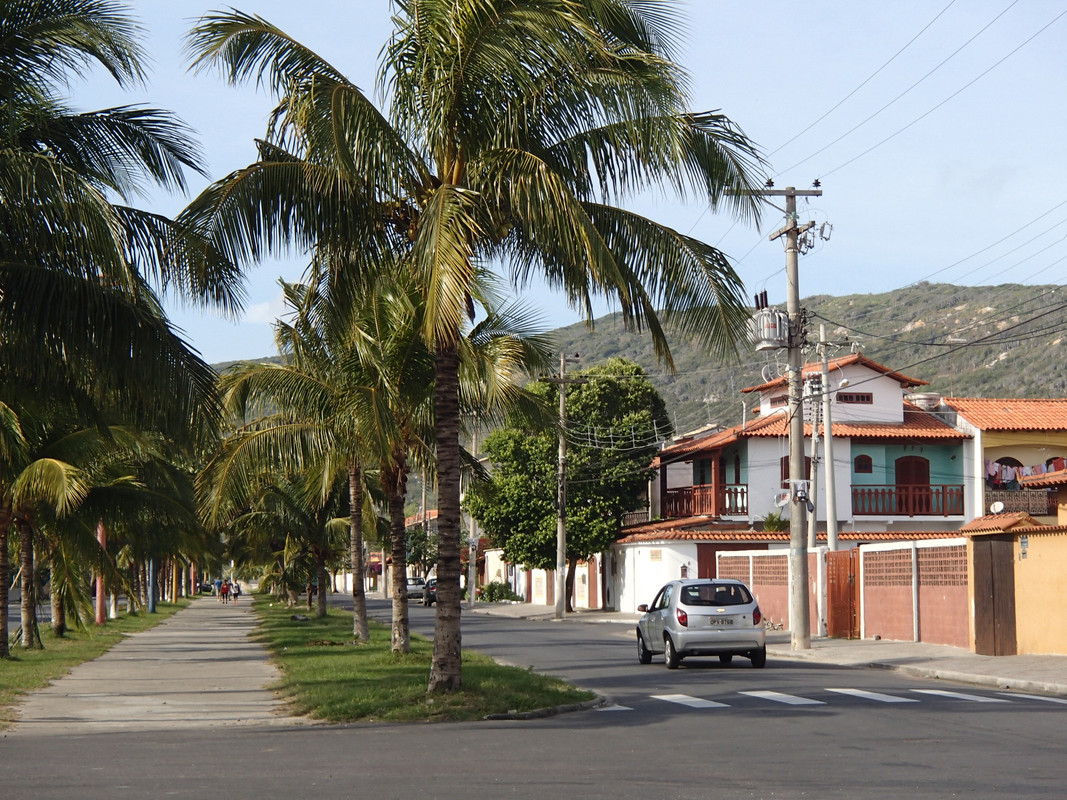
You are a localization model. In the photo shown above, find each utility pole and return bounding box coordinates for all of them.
[762,185,821,651]
[541,354,584,619]
[820,323,839,550]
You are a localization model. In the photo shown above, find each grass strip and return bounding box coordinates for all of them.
[253,597,596,723]
[0,600,191,729]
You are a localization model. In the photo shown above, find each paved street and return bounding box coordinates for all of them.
[2,596,1066,799]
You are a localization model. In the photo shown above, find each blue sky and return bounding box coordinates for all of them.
[73,2,1067,363]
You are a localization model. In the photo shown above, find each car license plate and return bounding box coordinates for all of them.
[706,617,735,626]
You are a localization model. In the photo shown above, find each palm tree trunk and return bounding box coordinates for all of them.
[51,587,66,636]
[349,461,370,642]
[316,551,328,618]
[0,505,10,658]
[387,461,410,653]
[429,343,462,691]
[19,522,40,649]
[566,555,578,614]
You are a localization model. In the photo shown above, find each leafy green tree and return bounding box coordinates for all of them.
[183,1,764,691]
[467,358,671,611]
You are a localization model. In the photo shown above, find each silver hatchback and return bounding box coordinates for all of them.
[636,579,766,669]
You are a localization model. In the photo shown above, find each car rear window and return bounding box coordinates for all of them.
[681,584,752,606]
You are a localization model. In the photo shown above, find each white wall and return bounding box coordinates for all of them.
[610,541,698,613]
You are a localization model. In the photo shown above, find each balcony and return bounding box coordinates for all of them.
[985,489,1057,516]
[664,484,748,518]
[852,484,964,517]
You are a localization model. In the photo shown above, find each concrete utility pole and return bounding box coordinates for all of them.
[763,185,821,651]
[820,323,840,551]
[542,354,584,620]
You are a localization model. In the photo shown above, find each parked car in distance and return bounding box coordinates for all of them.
[405,576,426,599]
[636,578,766,669]
[422,578,437,606]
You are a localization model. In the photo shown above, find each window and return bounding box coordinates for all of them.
[838,392,873,404]
[854,455,873,474]
[770,394,788,408]
[780,455,812,488]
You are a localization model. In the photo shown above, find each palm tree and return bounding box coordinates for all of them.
[183,0,766,691]
[0,0,241,440]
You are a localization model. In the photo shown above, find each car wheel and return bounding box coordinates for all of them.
[664,635,681,669]
[637,632,652,665]
[719,654,734,665]
[750,646,767,668]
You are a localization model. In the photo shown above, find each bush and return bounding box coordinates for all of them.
[479,581,523,603]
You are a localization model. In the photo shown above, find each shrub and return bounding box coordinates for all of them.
[479,581,523,603]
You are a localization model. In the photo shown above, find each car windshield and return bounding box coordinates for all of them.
[681,583,752,607]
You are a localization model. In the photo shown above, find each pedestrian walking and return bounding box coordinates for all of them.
[232,581,241,604]
[220,579,231,604]
[214,577,222,599]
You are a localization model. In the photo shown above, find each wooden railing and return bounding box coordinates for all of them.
[621,508,650,527]
[852,485,965,517]
[985,489,1057,516]
[663,484,748,518]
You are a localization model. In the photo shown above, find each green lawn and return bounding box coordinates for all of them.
[0,600,190,728]
[253,597,597,723]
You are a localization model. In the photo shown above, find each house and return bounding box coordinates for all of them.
[606,352,1067,630]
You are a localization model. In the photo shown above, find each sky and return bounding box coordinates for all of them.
[71,1,1067,364]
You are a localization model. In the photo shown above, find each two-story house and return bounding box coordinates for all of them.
[609,354,1067,613]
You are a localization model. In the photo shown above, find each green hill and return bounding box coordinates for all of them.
[545,282,1067,435]
[214,282,1067,438]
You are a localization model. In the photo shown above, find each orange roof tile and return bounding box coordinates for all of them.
[1020,467,1067,488]
[741,352,928,394]
[943,398,1067,431]
[658,404,967,463]
[959,512,1067,536]
[615,525,962,545]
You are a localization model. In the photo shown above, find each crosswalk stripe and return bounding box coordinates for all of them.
[739,690,824,706]
[827,688,919,703]
[911,689,1010,703]
[652,694,730,708]
[596,704,633,711]
[998,692,1067,705]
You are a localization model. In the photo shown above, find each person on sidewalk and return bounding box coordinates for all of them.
[220,579,231,604]
[232,581,241,604]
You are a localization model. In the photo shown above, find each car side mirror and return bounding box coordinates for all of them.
[637,604,648,613]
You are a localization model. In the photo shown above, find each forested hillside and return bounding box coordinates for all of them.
[546,283,1067,435]
[214,283,1067,439]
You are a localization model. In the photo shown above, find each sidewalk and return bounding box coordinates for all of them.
[465,601,1067,698]
[5,596,307,738]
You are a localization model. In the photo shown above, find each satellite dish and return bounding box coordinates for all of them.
[761,364,777,383]
[990,501,1005,514]
[773,491,790,508]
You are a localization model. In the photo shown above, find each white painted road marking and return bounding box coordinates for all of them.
[652,694,730,708]
[998,693,1067,705]
[739,690,824,706]
[911,689,1010,703]
[827,688,919,703]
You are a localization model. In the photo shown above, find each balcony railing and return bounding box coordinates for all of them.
[663,484,748,518]
[852,484,964,517]
[621,508,651,527]
[985,489,1057,516]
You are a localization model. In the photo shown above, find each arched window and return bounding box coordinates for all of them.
[854,455,873,474]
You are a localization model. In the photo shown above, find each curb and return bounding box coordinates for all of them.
[483,696,609,721]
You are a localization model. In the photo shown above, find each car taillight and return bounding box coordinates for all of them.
[753,606,762,626]
[676,608,688,627]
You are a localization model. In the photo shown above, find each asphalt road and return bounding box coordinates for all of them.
[1,597,1064,799]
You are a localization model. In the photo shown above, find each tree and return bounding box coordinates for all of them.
[183,1,765,691]
[467,357,670,610]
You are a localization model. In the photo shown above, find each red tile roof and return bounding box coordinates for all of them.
[616,524,961,545]
[943,398,1067,431]
[658,403,967,462]
[959,512,1067,535]
[1020,468,1067,488]
[741,352,928,394]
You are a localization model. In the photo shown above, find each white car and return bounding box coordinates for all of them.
[636,578,766,669]
[404,576,426,599]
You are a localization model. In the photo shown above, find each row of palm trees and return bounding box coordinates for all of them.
[2,1,767,693]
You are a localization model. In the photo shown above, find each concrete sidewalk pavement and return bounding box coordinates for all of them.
[5,596,308,738]
[465,600,1067,699]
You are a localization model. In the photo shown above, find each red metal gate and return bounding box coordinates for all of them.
[827,548,860,639]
